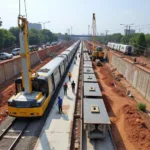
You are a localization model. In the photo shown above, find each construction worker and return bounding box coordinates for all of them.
[71,81,76,93]
[63,82,68,95]
[57,96,63,114]
[68,72,72,81]
[134,58,136,63]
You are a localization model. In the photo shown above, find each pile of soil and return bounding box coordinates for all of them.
[93,62,150,150]
[122,104,150,150]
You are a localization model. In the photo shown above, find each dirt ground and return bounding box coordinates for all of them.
[0,45,71,123]
[93,62,150,150]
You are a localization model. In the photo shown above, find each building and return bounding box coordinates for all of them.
[100,33,105,36]
[28,23,42,30]
[124,29,135,35]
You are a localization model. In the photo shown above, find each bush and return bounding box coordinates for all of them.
[138,103,146,111]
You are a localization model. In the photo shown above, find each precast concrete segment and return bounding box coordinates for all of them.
[83,130,115,150]
[83,67,94,74]
[34,50,81,150]
[84,74,97,82]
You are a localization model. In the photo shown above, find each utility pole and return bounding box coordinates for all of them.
[38,21,50,29]
[88,25,90,35]
[105,30,109,43]
[120,23,134,36]
[105,30,109,36]
[120,24,134,44]
[139,28,142,33]
[71,26,72,35]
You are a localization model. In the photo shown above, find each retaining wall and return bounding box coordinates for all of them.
[108,51,150,102]
[0,42,71,86]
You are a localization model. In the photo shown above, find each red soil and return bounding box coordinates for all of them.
[94,62,150,150]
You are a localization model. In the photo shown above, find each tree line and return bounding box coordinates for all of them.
[97,33,150,54]
[0,27,71,50]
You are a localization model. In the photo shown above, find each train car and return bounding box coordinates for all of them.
[120,44,134,55]
[107,42,134,55]
[8,40,80,117]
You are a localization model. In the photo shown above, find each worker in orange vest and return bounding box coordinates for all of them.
[68,72,72,81]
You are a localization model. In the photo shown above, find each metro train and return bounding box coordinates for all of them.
[107,42,134,55]
[8,40,80,117]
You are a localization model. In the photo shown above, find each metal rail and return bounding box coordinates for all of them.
[0,119,17,140]
[0,119,29,150]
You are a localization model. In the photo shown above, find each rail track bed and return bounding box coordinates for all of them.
[70,45,83,150]
[0,119,29,150]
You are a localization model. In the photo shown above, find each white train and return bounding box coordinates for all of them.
[107,42,134,55]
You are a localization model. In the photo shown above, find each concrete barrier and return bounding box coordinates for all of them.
[108,51,150,102]
[0,41,71,86]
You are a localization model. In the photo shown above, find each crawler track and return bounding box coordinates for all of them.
[0,119,29,150]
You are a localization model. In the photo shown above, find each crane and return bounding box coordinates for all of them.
[92,13,96,44]
[91,13,104,62]
[18,15,32,94]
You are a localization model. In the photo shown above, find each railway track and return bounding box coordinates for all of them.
[70,43,83,150]
[0,119,29,150]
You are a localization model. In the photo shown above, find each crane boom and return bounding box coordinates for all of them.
[18,16,32,94]
[92,13,96,43]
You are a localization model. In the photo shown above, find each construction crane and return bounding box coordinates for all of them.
[8,1,53,117]
[91,13,104,62]
[18,16,32,93]
[92,13,96,44]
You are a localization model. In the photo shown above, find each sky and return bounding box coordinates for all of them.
[0,0,150,35]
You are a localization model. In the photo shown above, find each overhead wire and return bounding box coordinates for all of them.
[18,0,28,18]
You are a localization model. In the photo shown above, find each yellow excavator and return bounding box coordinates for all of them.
[92,45,104,61]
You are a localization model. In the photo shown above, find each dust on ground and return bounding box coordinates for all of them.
[94,62,150,150]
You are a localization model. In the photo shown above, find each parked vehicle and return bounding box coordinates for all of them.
[51,42,58,46]
[29,45,38,52]
[0,52,13,60]
[12,48,20,55]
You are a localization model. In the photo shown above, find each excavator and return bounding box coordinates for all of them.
[91,45,104,61]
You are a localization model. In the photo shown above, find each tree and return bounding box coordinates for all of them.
[29,28,41,45]
[137,33,147,48]
[9,27,19,45]
[64,33,70,41]
[145,34,150,48]
[0,29,16,49]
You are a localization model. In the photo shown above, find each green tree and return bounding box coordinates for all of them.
[0,29,16,49]
[64,33,70,41]
[145,34,150,48]
[9,27,19,45]
[29,28,41,45]
[137,33,147,48]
